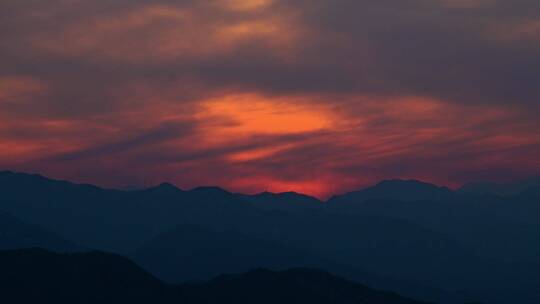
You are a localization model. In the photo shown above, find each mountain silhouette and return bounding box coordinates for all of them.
[183,268,431,304]
[0,171,257,252]
[0,248,168,304]
[0,248,431,304]
[329,179,454,203]
[328,189,540,264]
[0,212,82,252]
[131,224,326,283]
[144,182,185,196]
[238,191,323,212]
[130,223,468,303]
[2,170,540,303]
[459,176,540,196]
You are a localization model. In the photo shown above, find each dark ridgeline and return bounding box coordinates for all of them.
[327,179,540,263]
[458,177,540,196]
[328,179,456,203]
[131,223,326,283]
[182,267,428,304]
[0,248,429,304]
[236,190,325,212]
[0,212,82,252]
[1,170,539,303]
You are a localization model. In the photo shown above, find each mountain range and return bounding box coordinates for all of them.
[0,212,81,252]
[1,170,539,303]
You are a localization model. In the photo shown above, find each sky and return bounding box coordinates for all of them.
[1,0,540,198]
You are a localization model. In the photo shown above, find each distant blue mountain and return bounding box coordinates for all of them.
[2,170,540,304]
[329,179,454,203]
[459,177,540,196]
[0,212,82,252]
[238,191,323,212]
[131,223,329,283]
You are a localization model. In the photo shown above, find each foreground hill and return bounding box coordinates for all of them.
[0,249,430,304]
[0,249,167,304]
[182,268,431,304]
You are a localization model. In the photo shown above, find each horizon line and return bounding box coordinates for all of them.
[2,169,539,201]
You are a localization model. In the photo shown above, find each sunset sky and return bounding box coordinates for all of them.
[1,0,539,198]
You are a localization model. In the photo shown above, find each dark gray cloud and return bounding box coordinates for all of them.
[2,0,539,108]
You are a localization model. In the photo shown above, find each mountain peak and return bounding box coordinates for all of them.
[0,170,47,181]
[330,179,453,203]
[254,190,315,199]
[146,182,182,193]
[189,186,233,196]
[374,179,445,190]
[241,191,323,211]
[156,182,180,190]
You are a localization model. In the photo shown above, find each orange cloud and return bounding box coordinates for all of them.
[228,144,297,162]
[197,93,334,137]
